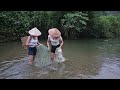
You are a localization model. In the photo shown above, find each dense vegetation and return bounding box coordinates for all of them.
[0,11,120,42]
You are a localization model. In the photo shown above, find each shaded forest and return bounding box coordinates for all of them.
[0,11,120,42]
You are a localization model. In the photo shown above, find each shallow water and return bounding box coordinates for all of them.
[0,39,120,79]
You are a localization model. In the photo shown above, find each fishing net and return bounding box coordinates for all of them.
[54,48,66,63]
[34,44,52,68]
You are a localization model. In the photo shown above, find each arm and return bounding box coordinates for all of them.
[37,42,42,46]
[37,36,41,45]
[37,42,40,45]
[59,36,64,48]
[47,36,51,51]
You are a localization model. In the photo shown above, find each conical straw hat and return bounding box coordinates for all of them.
[48,28,61,37]
[29,27,42,36]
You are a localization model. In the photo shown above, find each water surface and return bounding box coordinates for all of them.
[0,39,120,79]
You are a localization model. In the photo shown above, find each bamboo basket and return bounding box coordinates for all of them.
[21,36,29,49]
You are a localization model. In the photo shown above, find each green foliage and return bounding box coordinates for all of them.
[93,15,120,38]
[0,11,120,42]
[61,12,89,39]
[0,11,64,42]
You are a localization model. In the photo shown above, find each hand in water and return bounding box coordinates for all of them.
[57,47,62,52]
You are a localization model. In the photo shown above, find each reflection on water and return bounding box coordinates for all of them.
[0,41,27,62]
[0,39,120,79]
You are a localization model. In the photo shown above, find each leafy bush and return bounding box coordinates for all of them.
[93,15,120,38]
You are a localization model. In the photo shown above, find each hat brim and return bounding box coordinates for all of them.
[48,28,61,37]
[29,27,42,36]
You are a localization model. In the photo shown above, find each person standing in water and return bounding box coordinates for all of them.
[25,27,42,64]
[47,28,64,61]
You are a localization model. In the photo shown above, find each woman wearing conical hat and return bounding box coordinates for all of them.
[25,27,42,65]
[47,28,64,61]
